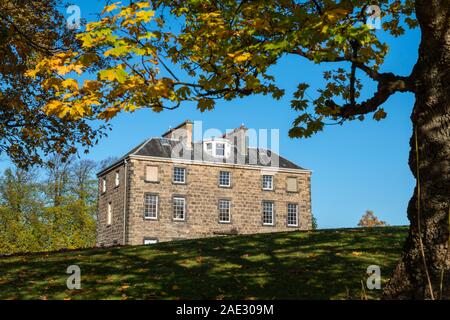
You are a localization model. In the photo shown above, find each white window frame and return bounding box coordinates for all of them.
[144,194,158,220]
[262,201,274,226]
[173,167,186,184]
[173,196,186,221]
[143,238,158,245]
[262,175,274,190]
[102,177,107,193]
[107,202,112,225]
[219,171,231,187]
[215,143,225,156]
[219,199,231,223]
[115,171,120,187]
[287,203,299,227]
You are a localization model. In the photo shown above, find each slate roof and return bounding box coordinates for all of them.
[98,137,307,176]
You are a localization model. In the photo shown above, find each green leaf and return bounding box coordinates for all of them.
[197,99,215,112]
[373,108,387,121]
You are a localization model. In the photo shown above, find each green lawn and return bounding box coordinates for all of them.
[0,226,408,300]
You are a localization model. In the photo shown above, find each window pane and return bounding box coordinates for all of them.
[262,175,273,190]
[287,204,298,226]
[107,202,112,225]
[262,201,273,225]
[219,199,231,222]
[144,194,158,219]
[173,197,186,220]
[173,167,186,183]
[146,166,158,182]
[115,172,120,186]
[219,171,230,186]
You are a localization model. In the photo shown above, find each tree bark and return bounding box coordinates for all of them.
[383,0,450,299]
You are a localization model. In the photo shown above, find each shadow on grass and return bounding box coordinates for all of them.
[0,226,408,300]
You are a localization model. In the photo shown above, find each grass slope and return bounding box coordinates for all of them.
[0,226,407,300]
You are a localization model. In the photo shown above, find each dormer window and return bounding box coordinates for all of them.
[216,143,225,156]
[203,139,230,158]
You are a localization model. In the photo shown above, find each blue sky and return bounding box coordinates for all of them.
[2,1,420,228]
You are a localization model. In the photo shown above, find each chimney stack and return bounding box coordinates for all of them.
[223,125,248,164]
[162,120,193,149]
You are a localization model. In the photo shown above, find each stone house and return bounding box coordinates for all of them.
[96,120,312,246]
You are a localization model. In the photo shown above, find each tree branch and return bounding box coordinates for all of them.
[326,72,413,118]
[289,48,383,80]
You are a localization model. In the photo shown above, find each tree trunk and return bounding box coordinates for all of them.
[383,0,450,299]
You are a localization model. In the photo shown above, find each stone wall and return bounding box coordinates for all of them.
[96,163,127,246]
[124,158,312,245]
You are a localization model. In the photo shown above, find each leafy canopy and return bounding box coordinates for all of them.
[0,0,107,168]
[28,0,416,137]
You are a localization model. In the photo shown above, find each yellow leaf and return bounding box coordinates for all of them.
[25,68,38,78]
[229,52,252,63]
[136,2,150,9]
[44,100,68,118]
[61,78,79,90]
[135,10,155,23]
[102,2,120,14]
[54,65,72,76]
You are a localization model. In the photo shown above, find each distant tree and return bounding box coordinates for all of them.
[358,210,387,227]
[40,200,96,251]
[0,157,99,255]
[0,167,45,254]
[98,156,119,172]
[70,159,98,204]
[311,214,318,230]
[44,155,73,206]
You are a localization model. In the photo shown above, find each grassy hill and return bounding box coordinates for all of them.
[0,226,408,300]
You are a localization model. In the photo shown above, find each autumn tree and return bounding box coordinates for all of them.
[0,157,98,255]
[358,210,387,227]
[0,167,44,253]
[27,0,449,298]
[0,0,107,168]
